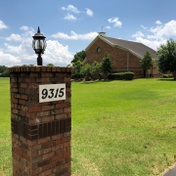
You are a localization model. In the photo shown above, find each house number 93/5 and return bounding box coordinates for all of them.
[39,84,66,103]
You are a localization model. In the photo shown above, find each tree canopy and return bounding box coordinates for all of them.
[0,65,9,77]
[72,53,112,80]
[47,63,54,67]
[72,60,83,78]
[157,39,176,75]
[71,50,86,63]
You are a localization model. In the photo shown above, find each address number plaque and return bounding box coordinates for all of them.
[39,84,66,103]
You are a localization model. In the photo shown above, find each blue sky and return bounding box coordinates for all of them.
[0,0,176,66]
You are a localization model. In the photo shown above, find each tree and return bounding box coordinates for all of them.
[81,64,93,81]
[0,65,6,73]
[1,68,9,77]
[92,61,102,79]
[157,39,176,78]
[0,65,9,77]
[72,50,86,63]
[101,54,112,79]
[72,60,83,78]
[141,51,152,77]
[47,63,54,67]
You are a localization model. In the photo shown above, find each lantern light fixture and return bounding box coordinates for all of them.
[32,26,46,66]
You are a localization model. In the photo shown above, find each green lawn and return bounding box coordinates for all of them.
[0,78,11,176]
[0,78,176,175]
[71,79,176,176]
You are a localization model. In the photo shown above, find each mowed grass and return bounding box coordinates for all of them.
[0,78,176,175]
[72,79,176,176]
[0,78,11,176]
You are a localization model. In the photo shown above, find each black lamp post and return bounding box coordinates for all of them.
[32,27,46,66]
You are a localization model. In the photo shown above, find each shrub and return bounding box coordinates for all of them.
[109,72,135,80]
[124,72,135,80]
[101,54,112,79]
[81,64,93,81]
[108,73,123,80]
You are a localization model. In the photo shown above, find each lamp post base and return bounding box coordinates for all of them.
[37,54,43,66]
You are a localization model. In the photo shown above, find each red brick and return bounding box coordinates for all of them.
[29,106,41,113]
[38,137,51,144]
[41,116,54,123]
[21,94,28,100]
[21,83,27,88]
[42,105,55,111]
[52,153,63,162]
[85,37,145,78]
[38,169,52,176]
[37,110,50,117]
[42,152,55,160]
[38,148,52,156]
[64,108,71,113]
[10,66,71,176]
[56,114,67,119]
[41,162,56,172]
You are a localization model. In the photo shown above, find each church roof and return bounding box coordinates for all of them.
[86,34,157,59]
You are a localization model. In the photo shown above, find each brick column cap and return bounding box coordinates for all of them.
[9,66,72,73]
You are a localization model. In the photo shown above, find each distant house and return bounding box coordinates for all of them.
[84,32,160,78]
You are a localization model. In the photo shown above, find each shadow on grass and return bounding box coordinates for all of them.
[80,79,113,84]
[79,79,135,84]
[157,78,176,82]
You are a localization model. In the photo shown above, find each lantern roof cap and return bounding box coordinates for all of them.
[33,26,46,39]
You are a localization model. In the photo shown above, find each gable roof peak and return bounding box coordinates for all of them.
[98,32,106,36]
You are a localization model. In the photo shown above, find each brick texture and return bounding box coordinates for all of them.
[9,66,72,176]
[85,38,160,78]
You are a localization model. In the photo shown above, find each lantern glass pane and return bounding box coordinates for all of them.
[44,41,46,50]
[35,40,43,50]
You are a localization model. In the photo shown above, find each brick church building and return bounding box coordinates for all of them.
[84,32,160,78]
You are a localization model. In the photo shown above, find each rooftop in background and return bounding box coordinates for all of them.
[96,33,157,59]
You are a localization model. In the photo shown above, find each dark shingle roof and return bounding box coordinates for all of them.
[101,36,157,59]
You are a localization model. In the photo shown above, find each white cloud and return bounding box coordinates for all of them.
[61,5,80,14]
[108,17,122,28]
[0,20,8,30]
[20,26,30,31]
[134,37,166,51]
[6,34,23,42]
[132,20,176,50]
[61,5,93,20]
[1,27,35,66]
[4,43,22,54]
[44,40,73,66]
[132,31,144,38]
[1,26,74,66]
[64,13,77,21]
[155,20,162,25]
[150,20,176,39]
[52,31,98,40]
[85,8,94,17]
[0,50,21,66]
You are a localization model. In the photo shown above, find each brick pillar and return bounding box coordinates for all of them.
[9,66,72,176]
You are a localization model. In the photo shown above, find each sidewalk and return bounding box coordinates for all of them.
[163,166,176,176]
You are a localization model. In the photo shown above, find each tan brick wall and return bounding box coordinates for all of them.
[10,66,72,176]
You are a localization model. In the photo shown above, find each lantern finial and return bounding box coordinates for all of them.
[37,26,40,33]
